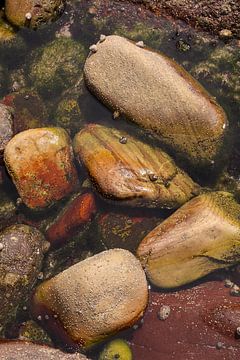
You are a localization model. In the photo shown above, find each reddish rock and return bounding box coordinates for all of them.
[130,280,240,360]
[4,128,79,209]
[2,90,48,133]
[0,340,87,359]
[45,191,96,248]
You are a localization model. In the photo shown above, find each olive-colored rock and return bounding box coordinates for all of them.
[18,320,52,345]
[29,38,86,97]
[0,341,87,359]
[137,191,240,288]
[2,90,48,133]
[0,103,14,158]
[73,124,200,209]
[0,224,45,334]
[99,339,132,360]
[4,127,79,209]
[31,249,148,350]
[84,35,228,166]
[5,0,66,29]
[55,96,83,137]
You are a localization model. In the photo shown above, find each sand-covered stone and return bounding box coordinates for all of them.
[84,35,228,166]
[0,341,87,359]
[73,124,200,209]
[137,191,240,288]
[31,249,148,350]
[4,127,78,209]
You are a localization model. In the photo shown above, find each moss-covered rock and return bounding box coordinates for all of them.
[55,96,83,136]
[29,38,86,97]
[99,339,132,360]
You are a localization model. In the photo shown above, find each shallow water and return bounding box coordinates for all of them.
[0,0,240,358]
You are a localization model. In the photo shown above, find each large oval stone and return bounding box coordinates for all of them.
[4,127,79,209]
[84,35,228,166]
[137,191,240,288]
[31,249,148,350]
[73,124,200,209]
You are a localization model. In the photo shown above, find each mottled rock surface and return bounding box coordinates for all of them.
[137,191,240,288]
[4,127,78,209]
[32,249,148,350]
[74,124,199,208]
[0,103,13,159]
[84,35,228,166]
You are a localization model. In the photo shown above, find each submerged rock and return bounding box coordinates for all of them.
[2,90,48,133]
[18,320,52,345]
[31,249,148,350]
[29,38,86,97]
[55,96,83,137]
[0,341,87,359]
[0,188,17,231]
[4,127,79,209]
[99,339,132,360]
[0,224,45,334]
[73,124,200,209]
[5,0,66,29]
[84,35,228,167]
[0,103,14,160]
[137,191,240,288]
[0,64,8,97]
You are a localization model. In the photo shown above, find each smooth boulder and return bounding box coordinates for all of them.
[84,35,228,166]
[137,191,240,288]
[4,127,78,209]
[73,124,200,209]
[31,249,148,350]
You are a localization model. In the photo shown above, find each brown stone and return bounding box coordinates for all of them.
[31,249,148,350]
[4,128,79,209]
[84,35,228,166]
[137,191,240,288]
[73,124,200,209]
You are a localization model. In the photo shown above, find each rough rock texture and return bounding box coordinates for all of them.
[0,103,14,159]
[137,191,240,288]
[130,280,240,359]
[45,191,96,248]
[4,127,79,209]
[0,224,45,334]
[130,0,240,38]
[31,249,148,350]
[0,188,17,231]
[5,0,66,29]
[0,341,87,359]
[84,35,228,167]
[74,124,200,208]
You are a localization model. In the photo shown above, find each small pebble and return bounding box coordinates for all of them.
[0,243,4,251]
[37,315,42,321]
[25,12,32,20]
[149,173,158,182]
[100,34,106,43]
[24,95,29,100]
[119,136,127,144]
[37,272,44,280]
[136,41,145,48]
[230,284,240,296]
[158,305,171,320]
[22,306,27,311]
[216,341,224,350]
[224,279,234,288]
[219,29,232,40]
[89,44,98,53]
[132,324,138,330]
[44,315,49,320]
[113,110,120,119]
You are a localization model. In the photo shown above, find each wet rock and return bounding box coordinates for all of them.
[137,191,240,288]
[2,90,48,133]
[84,35,228,167]
[31,249,148,350]
[4,127,79,209]
[96,212,162,253]
[55,96,83,137]
[0,64,8,97]
[0,224,45,334]
[130,281,240,360]
[0,340,87,359]
[99,339,132,360]
[73,124,200,209]
[18,320,52,345]
[45,191,96,248]
[29,38,86,97]
[5,0,66,29]
[0,103,14,160]
[0,188,17,231]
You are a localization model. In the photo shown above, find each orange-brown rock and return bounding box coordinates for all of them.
[0,341,87,359]
[45,191,96,248]
[84,35,228,166]
[137,191,240,288]
[4,128,79,209]
[73,124,200,209]
[31,249,148,350]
